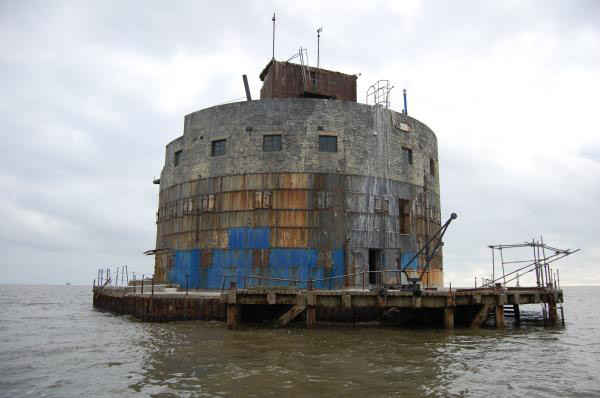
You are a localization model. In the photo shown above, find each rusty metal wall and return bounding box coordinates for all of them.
[154,98,442,289]
[154,172,442,288]
[259,61,357,101]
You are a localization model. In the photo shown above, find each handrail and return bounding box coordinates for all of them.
[236,269,430,290]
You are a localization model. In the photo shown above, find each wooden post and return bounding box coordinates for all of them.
[227,304,239,330]
[226,282,238,330]
[548,296,559,327]
[495,305,505,329]
[513,304,521,326]
[306,306,316,328]
[444,306,454,329]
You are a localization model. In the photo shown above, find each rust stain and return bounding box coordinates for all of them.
[200,249,213,267]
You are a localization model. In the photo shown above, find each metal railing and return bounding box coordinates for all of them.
[220,269,434,293]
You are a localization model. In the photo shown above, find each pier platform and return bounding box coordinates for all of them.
[92,284,564,329]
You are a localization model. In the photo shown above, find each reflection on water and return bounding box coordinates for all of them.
[0,285,599,397]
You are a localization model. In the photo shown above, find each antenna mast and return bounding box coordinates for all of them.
[272,13,276,60]
[317,27,323,68]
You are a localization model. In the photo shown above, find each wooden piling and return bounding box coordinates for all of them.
[495,305,505,329]
[444,306,454,329]
[548,295,559,327]
[227,304,239,330]
[513,304,521,326]
[306,306,316,328]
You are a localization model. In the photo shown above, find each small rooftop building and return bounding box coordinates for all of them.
[259,60,357,101]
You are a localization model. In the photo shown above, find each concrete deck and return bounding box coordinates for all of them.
[93,285,564,329]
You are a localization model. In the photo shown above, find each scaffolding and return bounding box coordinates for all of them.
[482,239,578,289]
[366,80,394,108]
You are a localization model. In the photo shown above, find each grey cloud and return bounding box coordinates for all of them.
[1,0,598,285]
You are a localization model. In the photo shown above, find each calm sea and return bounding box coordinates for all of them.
[0,285,599,397]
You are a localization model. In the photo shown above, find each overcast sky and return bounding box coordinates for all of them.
[1,0,598,286]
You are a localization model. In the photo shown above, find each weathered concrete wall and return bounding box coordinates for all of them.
[161,99,438,191]
[154,99,442,289]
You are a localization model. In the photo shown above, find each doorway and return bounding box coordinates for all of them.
[368,249,382,285]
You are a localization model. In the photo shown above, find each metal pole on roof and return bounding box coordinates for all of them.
[317,27,323,68]
[272,13,276,60]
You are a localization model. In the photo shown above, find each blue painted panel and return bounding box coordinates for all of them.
[170,249,200,288]
[332,249,344,274]
[400,252,420,270]
[228,227,270,249]
[269,249,318,284]
[173,246,346,290]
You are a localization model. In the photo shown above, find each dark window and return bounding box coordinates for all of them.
[211,139,226,156]
[399,199,411,234]
[173,150,182,167]
[430,158,436,176]
[402,147,413,165]
[263,135,282,152]
[319,135,337,152]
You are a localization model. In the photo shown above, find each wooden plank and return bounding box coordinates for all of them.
[275,305,306,328]
[470,304,493,329]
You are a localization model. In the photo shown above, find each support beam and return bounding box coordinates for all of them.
[548,300,559,327]
[275,305,306,328]
[495,305,505,329]
[227,304,239,330]
[306,306,316,328]
[444,307,454,329]
[513,304,521,326]
[375,307,399,323]
[470,304,493,329]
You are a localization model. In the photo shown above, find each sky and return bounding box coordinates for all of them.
[1,0,598,286]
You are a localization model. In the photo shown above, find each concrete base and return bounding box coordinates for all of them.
[93,286,563,329]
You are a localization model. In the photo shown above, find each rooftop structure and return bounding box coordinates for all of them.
[259,60,357,101]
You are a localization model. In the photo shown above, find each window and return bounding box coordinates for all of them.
[319,135,337,152]
[263,135,282,152]
[211,139,226,156]
[430,158,436,176]
[402,147,413,165]
[174,150,182,167]
[399,199,411,234]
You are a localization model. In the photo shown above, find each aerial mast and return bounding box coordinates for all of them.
[317,26,323,68]
[272,13,276,60]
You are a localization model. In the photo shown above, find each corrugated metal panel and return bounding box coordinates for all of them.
[170,246,345,289]
[170,250,200,288]
[221,191,254,211]
[228,227,270,249]
[272,227,309,248]
[272,189,308,209]
[157,172,443,288]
